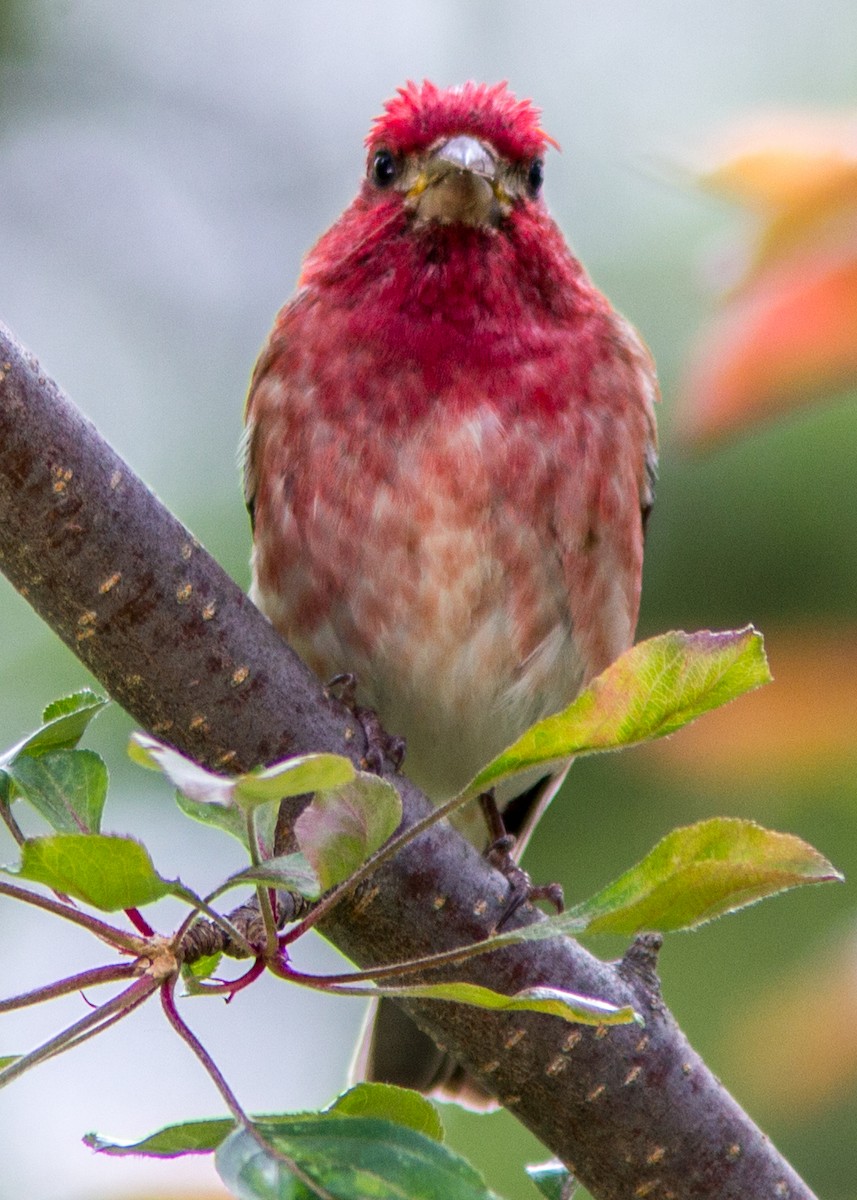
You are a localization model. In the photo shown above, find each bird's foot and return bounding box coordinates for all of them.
[489,851,565,929]
[325,672,406,774]
[325,671,359,708]
[354,705,407,774]
[480,791,564,929]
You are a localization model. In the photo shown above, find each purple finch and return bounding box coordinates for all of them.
[244,80,658,1094]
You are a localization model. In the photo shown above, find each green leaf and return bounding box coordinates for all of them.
[86,1116,339,1158]
[0,691,108,768]
[183,952,222,981]
[7,749,108,833]
[216,1117,502,1200]
[362,981,638,1027]
[294,775,402,890]
[565,818,843,936]
[86,1118,236,1157]
[328,1083,444,1143]
[488,819,842,948]
[0,1055,20,1071]
[41,691,104,725]
[462,628,771,798]
[174,789,248,840]
[219,853,321,901]
[234,755,356,810]
[173,789,280,860]
[526,1162,577,1200]
[10,833,172,910]
[132,735,358,862]
[252,799,283,860]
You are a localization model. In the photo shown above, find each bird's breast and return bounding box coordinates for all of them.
[251,396,586,805]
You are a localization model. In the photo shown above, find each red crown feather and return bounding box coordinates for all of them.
[367,80,559,161]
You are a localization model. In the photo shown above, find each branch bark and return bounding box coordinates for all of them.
[0,321,817,1200]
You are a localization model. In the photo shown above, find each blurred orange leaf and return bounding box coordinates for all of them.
[642,625,857,786]
[701,114,857,206]
[724,931,857,1119]
[677,255,857,447]
[700,114,857,277]
[678,113,857,447]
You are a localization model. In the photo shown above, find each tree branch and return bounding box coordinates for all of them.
[0,321,817,1200]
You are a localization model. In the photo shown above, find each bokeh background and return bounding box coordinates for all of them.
[2,3,857,1198]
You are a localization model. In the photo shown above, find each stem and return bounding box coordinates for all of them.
[272,959,440,1001]
[0,961,139,1013]
[245,807,278,956]
[159,975,337,1200]
[187,957,265,998]
[281,789,482,945]
[0,880,143,953]
[0,798,25,847]
[160,973,249,1126]
[0,974,158,1089]
[125,907,155,937]
[270,961,387,1000]
[273,936,511,988]
[53,978,155,1056]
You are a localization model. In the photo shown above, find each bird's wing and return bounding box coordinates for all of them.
[499,317,659,860]
[242,286,313,534]
[554,315,659,687]
[241,330,284,532]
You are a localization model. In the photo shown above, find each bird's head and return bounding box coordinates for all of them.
[363,80,557,230]
[297,81,577,346]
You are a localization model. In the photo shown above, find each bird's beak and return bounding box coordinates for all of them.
[408,135,508,227]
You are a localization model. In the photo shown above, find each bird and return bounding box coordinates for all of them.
[243,79,658,1097]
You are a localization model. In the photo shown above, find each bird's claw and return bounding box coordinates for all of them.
[491,858,564,930]
[325,671,358,708]
[325,672,406,774]
[480,790,564,929]
[355,705,407,774]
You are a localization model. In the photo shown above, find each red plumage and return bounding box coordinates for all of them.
[367,79,557,160]
[244,83,657,1090]
[246,80,656,818]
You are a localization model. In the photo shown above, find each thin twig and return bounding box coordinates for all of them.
[271,935,517,988]
[124,907,155,937]
[159,975,337,1200]
[159,974,249,1126]
[185,957,265,998]
[0,961,139,1013]
[0,799,25,847]
[0,974,158,1089]
[245,808,278,956]
[271,960,451,1001]
[49,979,155,1057]
[0,880,143,953]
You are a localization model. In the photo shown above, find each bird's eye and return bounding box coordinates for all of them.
[527,158,544,196]
[371,149,398,188]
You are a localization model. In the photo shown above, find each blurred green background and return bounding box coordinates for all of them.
[1,3,856,1198]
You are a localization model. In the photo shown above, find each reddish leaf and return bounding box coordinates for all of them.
[677,255,857,447]
[294,775,401,890]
